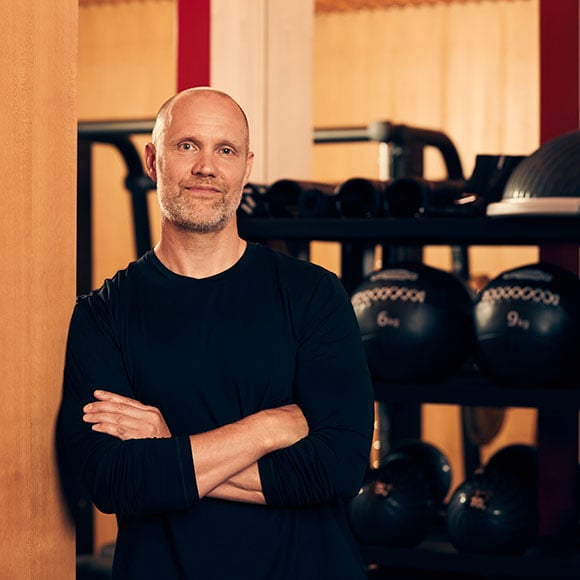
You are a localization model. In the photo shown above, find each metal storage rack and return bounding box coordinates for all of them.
[239,215,580,579]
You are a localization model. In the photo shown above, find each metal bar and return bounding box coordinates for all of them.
[78,120,155,138]
[313,126,371,143]
[78,121,375,143]
[77,139,93,296]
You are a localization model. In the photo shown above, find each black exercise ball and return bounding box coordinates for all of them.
[389,440,452,505]
[487,130,580,216]
[484,444,538,490]
[473,262,580,388]
[446,471,539,555]
[348,454,437,547]
[351,262,474,383]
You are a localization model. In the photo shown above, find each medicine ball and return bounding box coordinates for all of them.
[389,440,452,505]
[484,444,538,490]
[348,454,437,547]
[473,262,580,388]
[351,262,474,383]
[446,471,539,555]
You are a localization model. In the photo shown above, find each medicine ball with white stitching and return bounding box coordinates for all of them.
[473,262,580,388]
[351,262,474,383]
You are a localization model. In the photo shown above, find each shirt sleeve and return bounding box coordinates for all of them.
[258,272,375,506]
[57,294,198,518]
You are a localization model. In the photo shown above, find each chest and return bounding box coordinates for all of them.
[121,283,298,431]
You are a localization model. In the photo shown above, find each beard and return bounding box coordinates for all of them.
[158,184,242,233]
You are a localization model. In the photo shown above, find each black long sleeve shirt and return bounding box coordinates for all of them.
[58,243,374,579]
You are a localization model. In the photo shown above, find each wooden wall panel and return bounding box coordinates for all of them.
[79,0,174,288]
[313,0,538,179]
[0,0,77,577]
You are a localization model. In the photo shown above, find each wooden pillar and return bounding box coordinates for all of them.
[177,0,314,183]
[0,1,77,577]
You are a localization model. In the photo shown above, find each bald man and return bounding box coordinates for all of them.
[58,88,374,579]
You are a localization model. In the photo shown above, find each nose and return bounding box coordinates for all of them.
[191,150,217,177]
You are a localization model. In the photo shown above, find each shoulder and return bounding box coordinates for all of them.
[249,243,339,286]
[75,251,153,314]
[248,243,350,309]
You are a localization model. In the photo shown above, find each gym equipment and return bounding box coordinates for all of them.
[389,440,452,505]
[461,154,525,210]
[263,179,303,218]
[348,454,437,547]
[446,470,539,555]
[383,177,466,217]
[484,444,538,490]
[487,130,580,216]
[298,183,339,218]
[384,153,525,218]
[335,178,386,218]
[473,262,580,388]
[351,261,474,383]
[367,121,464,180]
[237,183,268,218]
[264,179,337,218]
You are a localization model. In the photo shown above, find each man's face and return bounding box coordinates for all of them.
[147,92,253,234]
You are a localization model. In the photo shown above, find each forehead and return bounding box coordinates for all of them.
[164,93,248,145]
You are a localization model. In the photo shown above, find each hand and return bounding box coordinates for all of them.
[83,390,172,441]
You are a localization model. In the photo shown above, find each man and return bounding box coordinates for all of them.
[59,87,374,579]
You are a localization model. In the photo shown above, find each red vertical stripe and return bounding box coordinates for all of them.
[537,0,580,547]
[177,0,211,91]
[539,0,579,143]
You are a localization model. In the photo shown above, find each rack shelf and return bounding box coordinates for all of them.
[373,371,580,410]
[360,535,580,579]
[238,216,580,245]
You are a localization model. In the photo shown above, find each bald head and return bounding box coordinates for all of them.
[152,87,250,153]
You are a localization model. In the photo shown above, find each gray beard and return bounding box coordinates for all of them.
[159,201,237,234]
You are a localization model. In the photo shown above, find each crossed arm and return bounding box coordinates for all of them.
[82,389,309,504]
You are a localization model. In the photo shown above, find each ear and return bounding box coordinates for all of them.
[243,151,254,185]
[144,143,157,182]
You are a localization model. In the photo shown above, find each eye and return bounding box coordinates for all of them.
[220,147,234,155]
[178,141,194,151]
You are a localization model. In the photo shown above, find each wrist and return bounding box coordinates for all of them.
[243,409,280,453]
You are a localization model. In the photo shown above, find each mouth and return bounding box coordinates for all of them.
[184,184,221,195]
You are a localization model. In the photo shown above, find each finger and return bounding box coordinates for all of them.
[85,413,169,440]
[84,400,157,420]
[83,410,143,431]
[92,390,151,411]
[89,420,133,441]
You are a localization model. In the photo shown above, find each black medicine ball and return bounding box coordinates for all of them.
[390,440,452,505]
[348,454,437,547]
[484,444,538,491]
[351,262,474,383]
[473,262,580,388]
[446,471,539,555]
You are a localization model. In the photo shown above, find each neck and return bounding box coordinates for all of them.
[154,220,247,278]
